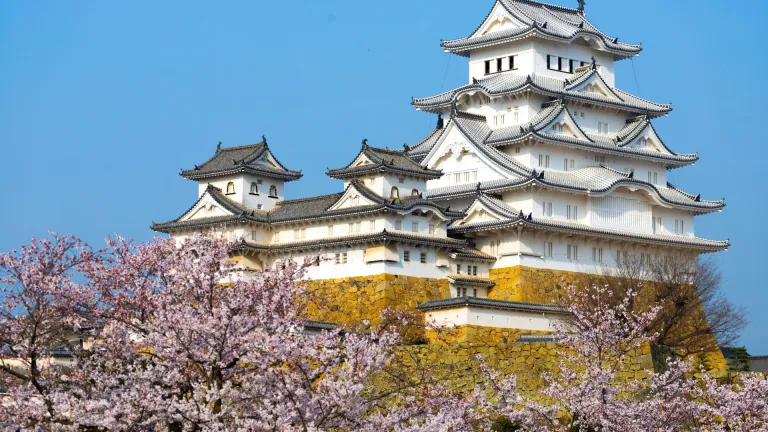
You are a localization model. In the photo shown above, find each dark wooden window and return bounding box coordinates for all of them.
[484,60,491,75]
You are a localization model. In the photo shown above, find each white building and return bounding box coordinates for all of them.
[154,0,728,337]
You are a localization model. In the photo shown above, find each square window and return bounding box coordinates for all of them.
[429,224,436,235]
[420,252,427,264]
[403,251,410,262]
[412,222,419,233]
[395,220,402,230]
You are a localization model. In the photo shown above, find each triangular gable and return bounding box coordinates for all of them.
[620,122,672,155]
[456,196,515,226]
[568,71,623,101]
[538,107,591,142]
[326,183,380,211]
[472,1,527,37]
[248,148,287,171]
[349,152,376,168]
[179,190,237,222]
[421,119,521,181]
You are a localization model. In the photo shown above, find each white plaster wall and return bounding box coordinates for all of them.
[653,207,695,237]
[468,40,535,83]
[530,39,616,86]
[198,174,285,211]
[343,174,428,199]
[426,307,558,332]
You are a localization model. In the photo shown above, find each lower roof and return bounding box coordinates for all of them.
[418,297,568,314]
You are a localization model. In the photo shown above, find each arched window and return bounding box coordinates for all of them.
[411,189,419,197]
[250,182,259,195]
[390,186,399,200]
[269,185,278,197]
[226,182,235,194]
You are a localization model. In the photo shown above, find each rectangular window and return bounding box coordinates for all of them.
[543,242,554,258]
[592,247,603,263]
[515,146,521,154]
[508,55,516,70]
[640,253,652,266]
[429,224,436,235]
[472,266,478,276]
[328,225,334,236]
[542,201,553,217]
[335,253,341,264]
[485,60,491,75]
[256,204,263,210]
[653,217,663,233]
[647,171,658,184]
[412,222,419,233]
[567,244,579,261]
[563,159,575,171]
[598,122,610,134]
[567,205,578,220]
[293,229,306,240]
[617,250,629,265]
[342,252,347,264]
[456,264,461,274]
[398,178,405,184]
[489,240,500,257]
[538,154,550,168]
[403,251,410,262]
[272,232,280,243]
[454,173,461,184]
[369,220,376,231]
[456,287,467,298]
[473,288,478,297]
[494,114,505,126]
[496,57,503,72]
[594,155,606,163]
[513,111,519,123]
[349,222,361,233]
[675,219,685,235]
[251,230,258,240]
[420,252,427,264]
[547,55,556,70]
[395,220,402,231]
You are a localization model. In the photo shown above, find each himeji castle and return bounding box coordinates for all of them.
[153,0,728,339]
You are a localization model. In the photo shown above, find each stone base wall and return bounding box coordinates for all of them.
[391,341,655,396]
[303,274,449,326]
[489,266,728,373]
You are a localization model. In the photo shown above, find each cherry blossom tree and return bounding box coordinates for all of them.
[485,283,767,432]
[1,235,490,431]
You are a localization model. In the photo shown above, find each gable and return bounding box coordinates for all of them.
[472,2,526,37]
[422,122,517,181]
[622,124,670,154]
[350,153,375,168]
[251,149,282,169]
[456,199,510,226]
[180,193,236,222]
[540,108,590,141]
[570,73,621,101]
[326,184,379,211]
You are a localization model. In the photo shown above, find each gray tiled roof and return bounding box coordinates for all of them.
[450,247,498,262]
[482,102,696,166]
[449,193,730,252]
[234,230,467,254]
[409,127,446,158]
[327,142,442,179]
[749,356,768,373]
[441,0,641,59]
[417,296,568,313]
[153,181,466,233]
[420,114,719,212]
[181,140,303,181]
[412,70,671,115]
[446,274,496,287]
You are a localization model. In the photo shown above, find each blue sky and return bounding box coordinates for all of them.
[2,0,766,352]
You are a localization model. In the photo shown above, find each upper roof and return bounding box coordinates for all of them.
[411,101,694,168]
[441,0,642,59]
[749,356,768,373]
[180,138,303,182]
[413,69,671,116]
[449,193,730,252]
[327,140,443,180]
[152,180,466,233]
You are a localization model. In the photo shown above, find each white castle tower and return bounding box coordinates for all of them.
[408,0,727,285]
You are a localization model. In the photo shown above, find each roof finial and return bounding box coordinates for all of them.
[262,135,267,145]
[437,114,444,129]
[216,141,222,152]
[362,138,368,148]
[578,0,586,13]
[591,56,597,69]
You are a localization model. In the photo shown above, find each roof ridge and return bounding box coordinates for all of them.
[217,142,266,152]
[366,145,407,155]
[454,110,487,122]
[506,0,581,14]
[276,192,343,206]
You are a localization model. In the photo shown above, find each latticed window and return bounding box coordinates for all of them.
[250,182,259,195]
[269,185,278,197]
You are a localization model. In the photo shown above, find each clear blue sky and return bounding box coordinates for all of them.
[1,0,766,352]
